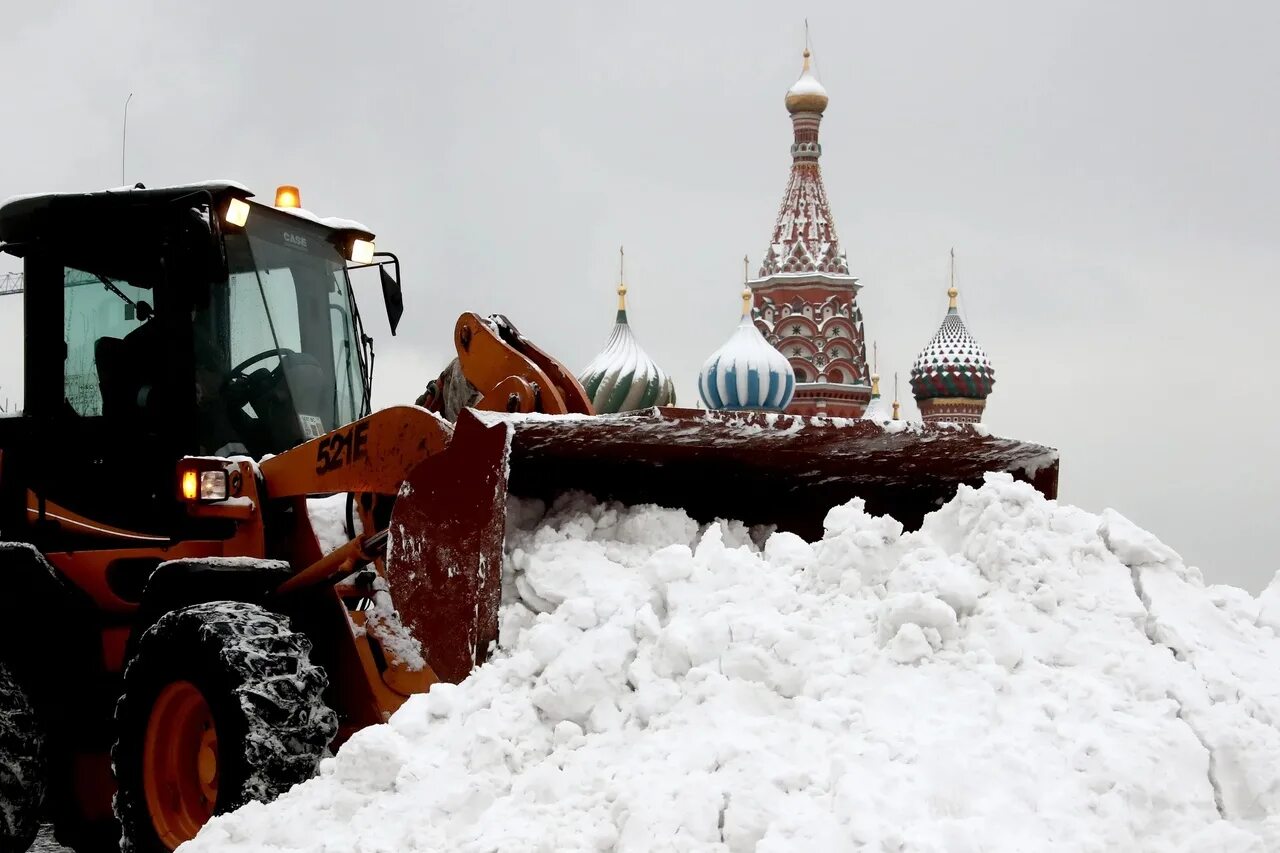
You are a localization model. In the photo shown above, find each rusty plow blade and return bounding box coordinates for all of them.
[385,407,1058,684]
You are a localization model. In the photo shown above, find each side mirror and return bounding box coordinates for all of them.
[378,260,404,336]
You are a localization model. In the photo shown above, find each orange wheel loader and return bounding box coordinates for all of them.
[0,181,1058,852]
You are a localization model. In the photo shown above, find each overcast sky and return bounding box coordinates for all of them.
[0,1,1275,591]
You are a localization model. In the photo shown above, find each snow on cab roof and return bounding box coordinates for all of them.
[273,205,373,236]
[0,181,375,239]
[1,179,253,208]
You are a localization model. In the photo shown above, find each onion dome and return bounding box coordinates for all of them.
[910,280,995,424]
[699,287,796,411]
[785,49,829,114]
[579,254,676,414]
[862,373,892,421]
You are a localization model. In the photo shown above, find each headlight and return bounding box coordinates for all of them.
[180,466,229,502]
[350,238,375,264]
[199,470,228,501]
[224,197,250,227]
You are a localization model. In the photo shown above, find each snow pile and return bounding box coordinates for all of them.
[306,493,361,554]
[187,474,1280,852]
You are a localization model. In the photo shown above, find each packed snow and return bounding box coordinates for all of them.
[187,474,1280,852]
[306,493,363,555]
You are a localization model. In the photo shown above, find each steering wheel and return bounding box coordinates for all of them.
[229,347,298,378]
[222,347,297,410]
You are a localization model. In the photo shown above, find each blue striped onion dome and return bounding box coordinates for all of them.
[579,295,676,413]
[909,287,995,401]
[699,292,796,411]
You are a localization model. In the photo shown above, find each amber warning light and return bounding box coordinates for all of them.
[274,185,301,209]
[180,470,198,501]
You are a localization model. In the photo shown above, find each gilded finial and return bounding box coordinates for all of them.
[741,286,753,316]
[617,245,628,312]
[870,341,881,395]
[948,248,958,310]
[892,372,901,419]
[785,22,829,115]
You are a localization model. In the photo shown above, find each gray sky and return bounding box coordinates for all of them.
[0,1,1275,590]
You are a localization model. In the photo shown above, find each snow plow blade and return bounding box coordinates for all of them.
[386,407,1058,683]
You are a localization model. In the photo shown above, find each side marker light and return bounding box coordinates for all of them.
[181,470,198,501]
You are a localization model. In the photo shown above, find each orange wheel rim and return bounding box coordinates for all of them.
[143,681,218,850]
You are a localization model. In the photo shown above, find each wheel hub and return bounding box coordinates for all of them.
[143,680,218,850]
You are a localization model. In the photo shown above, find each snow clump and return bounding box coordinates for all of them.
[187,473,1280,852]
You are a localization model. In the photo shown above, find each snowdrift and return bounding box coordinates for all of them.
[186,474,1280,852]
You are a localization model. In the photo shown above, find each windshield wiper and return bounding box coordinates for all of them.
[95,274,153,321]
[95,274,136,308]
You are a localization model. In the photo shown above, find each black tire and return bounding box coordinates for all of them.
[112,602,336,853]
[0,660,45,853]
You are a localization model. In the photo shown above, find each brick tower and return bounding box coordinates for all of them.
[749,48,871,418]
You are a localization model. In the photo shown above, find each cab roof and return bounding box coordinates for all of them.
[0,181,252,246]
[0,180,374,247]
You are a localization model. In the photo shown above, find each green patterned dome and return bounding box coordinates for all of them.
[579,283,676,413]
[909,287,995,401]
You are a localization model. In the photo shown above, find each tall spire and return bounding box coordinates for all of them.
[748,35,871,419]
[763,45,843,278]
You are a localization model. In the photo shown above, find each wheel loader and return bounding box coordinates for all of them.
[0,181,1059,852]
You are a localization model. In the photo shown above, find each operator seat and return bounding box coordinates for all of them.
[95,319,163,419]
[94,336,131,419]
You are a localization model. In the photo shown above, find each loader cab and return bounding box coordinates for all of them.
[0,182,396,543]
[196,198,377,457]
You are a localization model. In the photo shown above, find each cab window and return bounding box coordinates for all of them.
[62,266,153,418]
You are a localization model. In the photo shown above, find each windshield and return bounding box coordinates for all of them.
[192,209,367,456]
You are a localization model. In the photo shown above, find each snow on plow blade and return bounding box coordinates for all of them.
[386,407,1059,683]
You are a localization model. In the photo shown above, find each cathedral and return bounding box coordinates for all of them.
[581,47,995,426]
